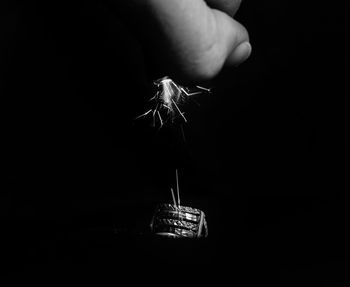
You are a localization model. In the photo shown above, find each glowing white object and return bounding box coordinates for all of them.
[136,76,211,128]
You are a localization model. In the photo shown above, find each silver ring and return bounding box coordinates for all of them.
[150,203,208,238]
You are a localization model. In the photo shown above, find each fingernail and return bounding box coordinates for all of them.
[233,41,252,66]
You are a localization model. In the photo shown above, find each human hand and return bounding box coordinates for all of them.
[143,0,251,81]
[117,0,251,81]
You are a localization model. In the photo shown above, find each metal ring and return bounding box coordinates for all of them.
[150,203,208,238]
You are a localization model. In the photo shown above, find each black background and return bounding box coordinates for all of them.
[1,0,348,285]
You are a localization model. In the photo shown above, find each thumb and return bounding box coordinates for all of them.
[212,9,252,67]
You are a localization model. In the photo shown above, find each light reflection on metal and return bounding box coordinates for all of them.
[150,169,208,239]
[150,203,208,239]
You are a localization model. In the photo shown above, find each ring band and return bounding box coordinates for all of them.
[150,203,208,238]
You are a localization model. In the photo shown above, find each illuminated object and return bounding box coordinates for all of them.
[150,203,208,238]
[150,170,208,238]
[136,76,211,128]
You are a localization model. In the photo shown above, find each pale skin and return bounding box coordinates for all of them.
[118,0,251,81]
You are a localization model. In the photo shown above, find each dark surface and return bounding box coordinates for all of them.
[1,0,348,285]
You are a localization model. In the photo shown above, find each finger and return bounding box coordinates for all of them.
[145,0,223,77]
[228,41,252,66]
[212,9,251,67]
[205,0,242,17]
[145,0,251,79]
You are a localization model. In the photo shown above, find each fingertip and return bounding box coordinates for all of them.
[227,41,252,67]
